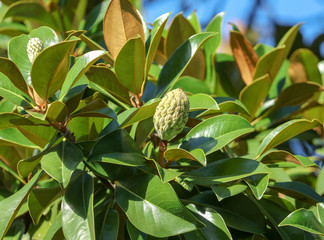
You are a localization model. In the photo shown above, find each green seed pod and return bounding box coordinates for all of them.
[153,88,190,141]
[27,37,43,63]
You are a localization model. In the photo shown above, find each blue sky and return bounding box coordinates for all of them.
[142,0,324,56]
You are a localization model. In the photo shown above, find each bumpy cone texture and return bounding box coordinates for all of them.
[153,88,190,141]
[27,37,43,63]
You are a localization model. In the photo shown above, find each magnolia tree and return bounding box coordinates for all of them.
[0,0,324,239]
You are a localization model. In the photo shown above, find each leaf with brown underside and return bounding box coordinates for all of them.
[230,31,259,85]
[103,0,145,59]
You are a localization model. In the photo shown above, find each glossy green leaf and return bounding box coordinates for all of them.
[184,203,232,240]
[8,26,59,83]
[239,74,271,119]
[258,150,317,168]
[45,101,68,123]
[0,72,33,108]
[317,203,324,224]
[0,113,35,130]
[28,187,63,225]
[184,158,270,185]
[180,115,254,154]
[165,13,195,58]
[197,97,250,119]
[119,99,160,128]
[289,48,322,84]
[265,82,322,116]
[146,158,184,183]
[63,84,87,115]
[0,171,43,239]
[244,174,269,200]
[186,192,266,234]
[68,116,105,142]
[279,208,324,235]
[70,99,116,119]
[0,57,29,95]
[172,76,210,94]
[88,129,146,167]
[248,195,306,239]
[59,50,106,100]
[187,11,201,33]
[253,46,286,81]
[269,182,324,205]
[155,32,216,97]
[164,148,206,166]
[316,168,324,196]
[95,208,119,240]
[115,37,145,95]
[43,213,63,240]
[0,128,39,149]
[277,23,302,60]
[2,1,57,29]
[0,22,28,37]
[145,12,170,79]
[257,119,322,156]
[41,140,83,187]
[86,65,131,105]
[189,93,219,112]
[62,172,95,240]
[31,39,78,100]
[211,182,247,201]
[115,174,204,237]
[17,133,61,178]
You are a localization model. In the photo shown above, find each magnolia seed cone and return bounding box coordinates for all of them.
[27,37,43,63]
[153,88,190,141]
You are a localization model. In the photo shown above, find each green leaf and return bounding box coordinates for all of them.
[257,119,322,157]
[31,39,78,100]
[41,140,83,188]
[0,170,43,239]
[146,158,184,183]
[316,168,324,196]
[187,11,201,33]
[0,113,35,130]
[244,174,269,200]
[265,82,322,116]
[180,115,254,154]
[88,129,146,167]
[145,12,170,79]
[86,65,131,105]
[239,74,271,119]
[0,72,33,108]
[0,128,39,149]
[279,208,324,236]
[2,1,57,29]
[155,32,216,97]
[17,133,61,178]
[317,203,324,224]
[172,76,210,94]
[211,182,247,201]
[269,182,324,205]
[28,187,63,225]
[165,13,196,58]
[164,148,206,166]
[184,158,270,185]
[115,36,145,95]
[63,84,87,115]
[43,213,63,240]
[68,116,105,141]
[45,101,68,122]
[0,57,29,95]
[188,93,219,112]
[59,50,106,100]
[8,26,59,83]
[62,172,95,240]
[119,99,160,128]
[277,23,302,60]
[115,174,205,237]
[197,97,250,120]
[253,46,286,81]
[184,203,232,240]
[186,192,266,234]
[289,48,322,84]
[95,208,119,240]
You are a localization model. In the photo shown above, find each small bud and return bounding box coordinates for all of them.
[153,88,190,141]
[27,37,43,63]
